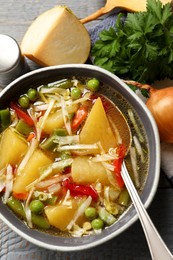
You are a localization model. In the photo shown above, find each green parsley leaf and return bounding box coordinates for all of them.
[91,0,173,83]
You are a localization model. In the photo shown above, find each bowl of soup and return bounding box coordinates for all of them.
[0,64,160,251]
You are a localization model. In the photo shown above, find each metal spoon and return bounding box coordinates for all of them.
[101,92,172,258]
[121,161,173,260]
[80,0,172,24]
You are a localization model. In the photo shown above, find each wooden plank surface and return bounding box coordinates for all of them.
[0,0,173,259]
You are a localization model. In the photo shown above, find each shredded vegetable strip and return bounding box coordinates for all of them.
[57,143,99,151]
[60,96,72,135]
[62,189,71,206]
[91,152,118,162]
[40,87,68,94]
[24,188,35,228]
[66,92,91,105]
[101,163,120,189]
[128,109,144,143]
[38,99,55,140]
[18,138,38,173]
[54,135,79,146]
[67,196,92,230]
[35,173,71,189]
[130,146,140,188]
[133,136,145,163]
[0,168,6,192]
[3,165,13,204]
[107,115,122,145]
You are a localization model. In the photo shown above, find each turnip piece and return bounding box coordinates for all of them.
[21,6,91,66]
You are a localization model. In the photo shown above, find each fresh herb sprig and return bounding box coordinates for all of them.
[91,0,173,83]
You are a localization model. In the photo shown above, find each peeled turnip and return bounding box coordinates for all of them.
[21,6,91,66]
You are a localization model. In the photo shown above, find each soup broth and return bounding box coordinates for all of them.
[0,76,148,237]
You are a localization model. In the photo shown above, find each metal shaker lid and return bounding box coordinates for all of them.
[0,34,26,88]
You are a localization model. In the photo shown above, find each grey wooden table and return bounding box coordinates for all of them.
[0,1,173,259]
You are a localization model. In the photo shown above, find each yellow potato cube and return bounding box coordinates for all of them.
[40,104,78,134]
[72,156,110,185]
[79,97,118,152]
[13,149,52,194]
[45,201,78,231]
[0,127,28,169]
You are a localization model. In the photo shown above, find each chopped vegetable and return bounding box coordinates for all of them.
[67,196,92,230]
[118,188,130,206]
[3,165,13,204]
[16,119,33,136]
[0,109,11,131]
[71,106,88,131]
[13,149,52,194]
[11,102,34,127]
[98,207,116,226]
[79,97,118,152]
[63,178,98,201]
[0,128,28,169]
[113,144,126,188]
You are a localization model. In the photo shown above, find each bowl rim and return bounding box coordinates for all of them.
[0,64,161,251]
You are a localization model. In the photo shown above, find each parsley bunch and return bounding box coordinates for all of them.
[91,0,173,83]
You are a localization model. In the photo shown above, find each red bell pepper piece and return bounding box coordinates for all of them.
[71,106,88,131]
[63,178,98,201]
[27,132,35,142]
[13,191,29,200]
[113,144,127,188]
[11,102,34,127]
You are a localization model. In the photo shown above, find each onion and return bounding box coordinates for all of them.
[124,80,173,143]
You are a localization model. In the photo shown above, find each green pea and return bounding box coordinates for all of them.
[85,207,98,220]
[71,88,81,99]
[91,218,104,230]
[87,78,100,92]
[27,88,38,101]
[29,200,44,214]
[18,95,30,109]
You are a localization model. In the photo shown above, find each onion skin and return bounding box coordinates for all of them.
[124,80,173,143]
[146,87,173,143]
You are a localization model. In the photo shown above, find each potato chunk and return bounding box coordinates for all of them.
[13,149,52,194]
[45,201,78,231]
[72,156,110,185]
[80,97,118,152]
[39,104,79,134]
[21,6,91,66]
[0,128,28,169]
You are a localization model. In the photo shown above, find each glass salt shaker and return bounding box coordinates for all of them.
[0,34,28,88]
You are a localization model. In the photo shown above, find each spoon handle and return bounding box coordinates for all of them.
[121,162,173,260]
